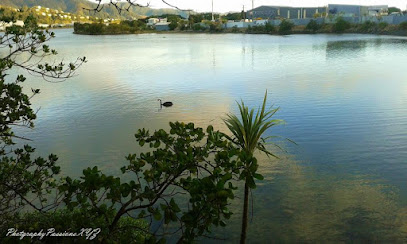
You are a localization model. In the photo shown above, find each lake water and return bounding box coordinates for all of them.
[12,29,407,242]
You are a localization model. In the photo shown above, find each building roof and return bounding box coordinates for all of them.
[155,22,170,26]
[250,5,327,11]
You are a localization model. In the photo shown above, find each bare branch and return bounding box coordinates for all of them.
[161,0,192,11]
[83,0,151,14]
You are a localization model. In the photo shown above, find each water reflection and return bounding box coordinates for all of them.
[210,155,407,243]
[326,40,368,59]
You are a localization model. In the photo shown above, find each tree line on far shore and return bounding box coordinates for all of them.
[73,13,407,36]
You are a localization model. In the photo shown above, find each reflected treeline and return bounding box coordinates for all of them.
[326,40,368,59]
[208,154,407,243]
[274,158,407,243]
[326,38,407,59]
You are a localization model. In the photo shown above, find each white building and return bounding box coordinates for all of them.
[38,23,49,28]
[147,18,160,26]
[14,20,24,26]
[147,18,168,27]
[367,5,388,16]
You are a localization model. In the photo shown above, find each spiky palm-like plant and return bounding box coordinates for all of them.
[223,91,285,244]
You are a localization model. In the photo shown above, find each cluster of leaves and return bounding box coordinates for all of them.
[279,20,294,35]
[332,17,351,33]
[58,122,246,243]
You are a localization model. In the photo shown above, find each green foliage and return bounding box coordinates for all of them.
[332,17,351,33]
[59,122,243,242]
[224,12,243,21]
[279,20,294,35]
[388,7,401,14]
[73,21,147,35]
[189,13,219,23]
[224,91,284,162]
[167,15,181,30]
[192,23,205,31]
[209,22,223,32]
[189,14,204,25]
[378,22,389,30]
[306,19,321,33]
[231,25,240,33]
[0,7,16,22]
[399,22,407,31]
[178,19,189,30]
[224,91,287,243]
[359,21,378,33]
[246,22,275,34]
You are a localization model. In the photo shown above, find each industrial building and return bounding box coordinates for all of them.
[248,4,389,20]
[249,6,327,19]
[327,4,388,17]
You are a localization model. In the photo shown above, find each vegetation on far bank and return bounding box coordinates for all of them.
[73,20,149,35]
[73,15,407,37]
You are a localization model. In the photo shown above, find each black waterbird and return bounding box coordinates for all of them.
[158,99,173,107]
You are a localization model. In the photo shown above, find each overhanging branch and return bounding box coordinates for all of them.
[83,0,192,14]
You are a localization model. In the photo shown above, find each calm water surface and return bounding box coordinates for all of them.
[13,30,407,242]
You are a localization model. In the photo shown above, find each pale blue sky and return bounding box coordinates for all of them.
[97,1,407,12]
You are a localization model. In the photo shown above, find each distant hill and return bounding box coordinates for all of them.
[0,0,188,19]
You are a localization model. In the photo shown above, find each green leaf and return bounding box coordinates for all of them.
[139,139,145,147]
[153,211,162,220]
[253,173,264,180]
[246,176,256,189]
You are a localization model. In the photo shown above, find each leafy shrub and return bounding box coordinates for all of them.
[332,17,351,33]
[279,20,294,35]
[378,22,389,30]
[209,22,223,32]
[192,23,205,31]
[246,25,252,33]
[306,19,321,33]
[399,21,407,30]
[246,23,274,34]
[231,25,239,33]
[265,22,275,33]
[359,21,377,32]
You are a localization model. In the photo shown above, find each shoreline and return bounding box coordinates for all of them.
[72,29,407,38]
